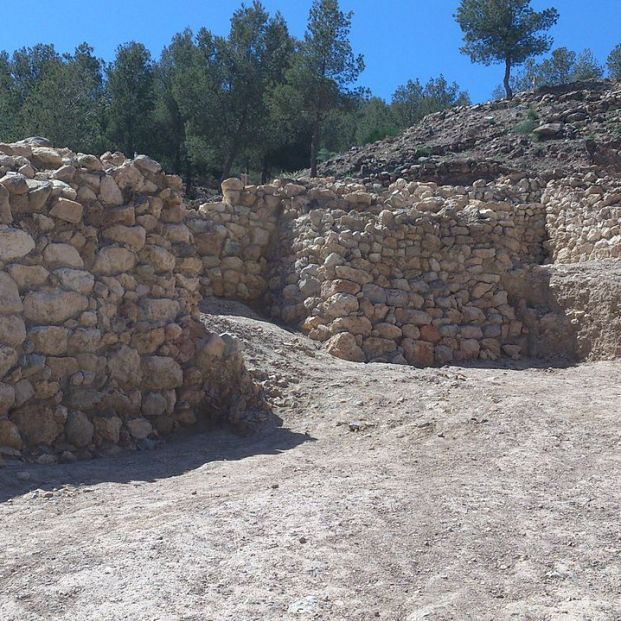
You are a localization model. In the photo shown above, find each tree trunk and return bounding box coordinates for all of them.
[504,58,514,100]
[221,149,236,181]
[184,156,193,197]
[261,156,270,184]
[310,114,321,178]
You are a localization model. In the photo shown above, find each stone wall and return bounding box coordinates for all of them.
[2,137,619,461]
[270,190,546,366]
[189,178,547,366]
[190,178,281,302]
[0,140,262,462]
[192,174,619,367]
[543,174,621,262]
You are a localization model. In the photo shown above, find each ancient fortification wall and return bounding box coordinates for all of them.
[0,141,262,462]
[1,138,619,460]
[186,175,618,366]
[543,174,621,263]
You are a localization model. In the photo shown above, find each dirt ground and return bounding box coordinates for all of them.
[1,300,620,621]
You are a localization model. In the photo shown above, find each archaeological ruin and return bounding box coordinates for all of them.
[1,86,620,461]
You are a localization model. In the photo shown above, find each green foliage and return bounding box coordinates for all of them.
[414,146,432,158]
[22,44,105,153]
[106,42,155,156]
[527,106,539,121]
[317,147,336,162]
[392,75,470,129]
[493,47,605,98]
[513,118,538,134]
[0,1,471,184]
[456,0,559,99]
[572,49,604,81]
[0,52,20,142]
[607,44,621,80]
[273,0,365,176]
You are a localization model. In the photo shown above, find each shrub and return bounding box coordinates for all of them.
[513,118,538,134]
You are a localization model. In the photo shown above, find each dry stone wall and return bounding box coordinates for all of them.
[190,177,281,302]
[0,140,262,462]
[193,174,618,367]
[268,187,546,366]
[2,136,619,460]
[543,174,621,262]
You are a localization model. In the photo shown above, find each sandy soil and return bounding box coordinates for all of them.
[1,300,620,621]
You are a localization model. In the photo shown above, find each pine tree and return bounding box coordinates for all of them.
[274,0,364,176]
[607,44,621,80]
[106,42,155,156]
[456,0,559,99]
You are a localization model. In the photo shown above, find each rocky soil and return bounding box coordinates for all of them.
[1,299,619,621]
[318,81,621,186]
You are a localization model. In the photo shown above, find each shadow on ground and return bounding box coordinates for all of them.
[0,423,312,504]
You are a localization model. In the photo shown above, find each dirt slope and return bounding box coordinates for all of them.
[1,300,620,621]
[317,81,621,185]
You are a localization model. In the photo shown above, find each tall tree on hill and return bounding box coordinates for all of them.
[20,44,105,152]
[0,52,20,141]
[571,49,604,82]
[11,44,61,105]
[607,44,621,80]
[274,0,364,177]
[170,3,293,181]
[455,0,559,100]
[499,46,606,97]
[391,76,470,130]
[219,2,293,179]
[107,42,155,156]
[152,30,195,180]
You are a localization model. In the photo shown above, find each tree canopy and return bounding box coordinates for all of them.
[456,0,559,99]
[607,44,621,81]
[11,1,620,185]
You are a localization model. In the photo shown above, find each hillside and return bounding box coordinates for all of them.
[317,80,621,185]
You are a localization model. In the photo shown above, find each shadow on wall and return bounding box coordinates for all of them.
[503,262,621,363]
[503,266,579,363]
[0,419,313,504]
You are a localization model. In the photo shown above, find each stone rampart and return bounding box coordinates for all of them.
[0,141,262,461]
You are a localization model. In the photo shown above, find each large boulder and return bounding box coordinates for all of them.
[11,405,65,446]
[0,273,23,314]
[0,383,16,416]
[92,247,137,275]
[49,198,83,224]
[28,326,69,355]
[0,418,22,449]
[325,293,359,319]
[108,345,142,386]
[102,225,146,251]
[43,243,84,269]
[23,291,89,324]
[65,411,94,448]
[54,268,95,294]
[0,345,18,376]
[0,228,35,262]
[141,356,183,390]
[326,333,365,363]
[99,175,124,206]
[0,315,26,348]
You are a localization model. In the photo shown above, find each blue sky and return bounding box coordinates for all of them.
[4,1,620,102]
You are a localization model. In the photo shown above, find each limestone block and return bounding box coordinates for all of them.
[23,291,88,324]
[0,228,35,261]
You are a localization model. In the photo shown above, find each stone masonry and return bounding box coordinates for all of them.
[1,138,619,461]
[0,139,263,462]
